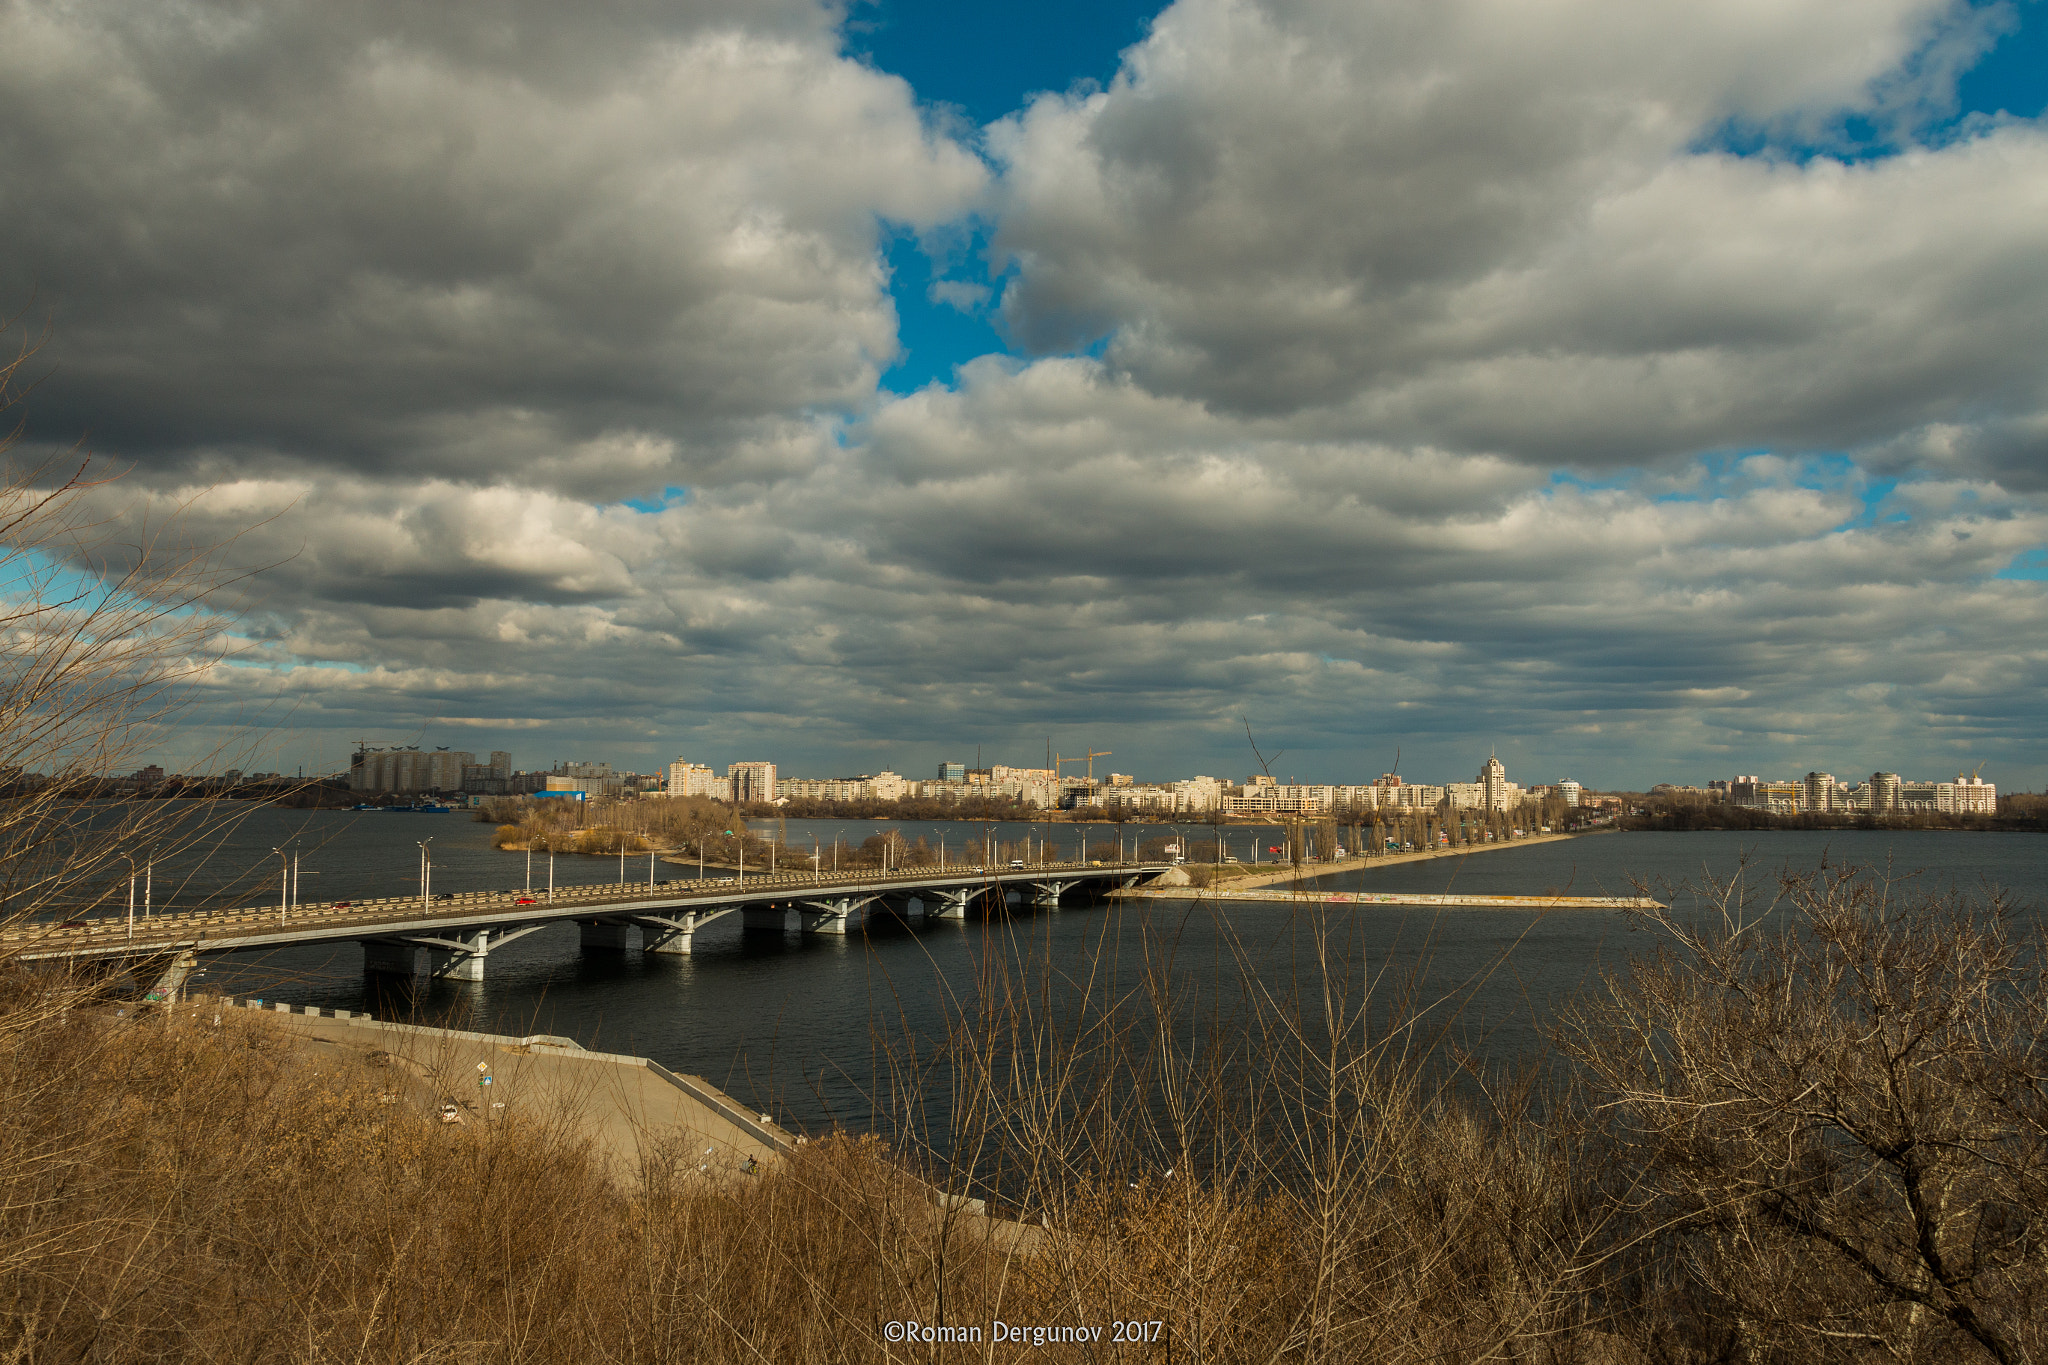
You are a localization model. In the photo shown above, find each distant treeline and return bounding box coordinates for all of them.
[1622,792,2048,832]
[774,794,1102,821]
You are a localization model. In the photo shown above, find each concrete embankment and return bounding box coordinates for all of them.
[200,996,1044,1253]
[197,996,792,1175]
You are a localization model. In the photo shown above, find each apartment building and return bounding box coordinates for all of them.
[726,762,777,803]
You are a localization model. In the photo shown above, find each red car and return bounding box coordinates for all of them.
[515,897,538,906]
[331,901,352,909]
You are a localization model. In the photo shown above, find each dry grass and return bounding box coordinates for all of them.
[0,864,2041,1362]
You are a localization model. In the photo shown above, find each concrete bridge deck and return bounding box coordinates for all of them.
[4,860,1167,991]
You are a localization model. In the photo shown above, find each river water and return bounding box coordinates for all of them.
[110,805,2048,1137]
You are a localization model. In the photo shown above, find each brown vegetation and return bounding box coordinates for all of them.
[3,860,2044,1361]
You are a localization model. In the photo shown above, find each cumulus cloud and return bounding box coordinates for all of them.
[100,356,2048,783]
[987,0,2048,477]
[0,0,984,493]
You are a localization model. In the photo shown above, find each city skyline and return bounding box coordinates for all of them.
[4,0,2045,791]
[284,740,2020,803]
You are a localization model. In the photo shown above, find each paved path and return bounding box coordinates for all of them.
[1195,828,1606,891]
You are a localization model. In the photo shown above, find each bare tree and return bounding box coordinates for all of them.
[1557,863,2048,1363]
[1,324,272,987]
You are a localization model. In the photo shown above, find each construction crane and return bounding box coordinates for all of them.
[1055,750,1113,784]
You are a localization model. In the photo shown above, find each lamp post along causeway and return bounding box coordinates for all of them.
[272,847,290,926]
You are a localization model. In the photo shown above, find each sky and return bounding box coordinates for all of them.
[2,0,2045,791]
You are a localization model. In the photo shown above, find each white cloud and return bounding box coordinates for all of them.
[986,0,2048,478]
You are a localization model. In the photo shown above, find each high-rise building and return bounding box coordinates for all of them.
[461,750,518,793]
[1557,780,1582,807]
[350,746,474,793]
[1945,773,1997,814]
[667,760,720,798]
[936,762,965,783]
[727,761,777,803]
[1869,772,1902,814]
[1803,772,1837,813]
[1477,752,1516,810]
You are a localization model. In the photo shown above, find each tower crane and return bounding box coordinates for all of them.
[1055,750,1113,783]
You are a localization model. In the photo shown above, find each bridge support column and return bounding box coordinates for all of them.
[930,888,980,920]
[362,940,418,977]
[578,921,632,951]
[366,922,551,983]
[744,905,793,932]
[426,930,494,982]
[143,949,198,1005]
[799,895,880,935]
[1031,880,1081,908]
[639,917,695,955]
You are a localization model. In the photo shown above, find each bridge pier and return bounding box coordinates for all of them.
[635,913,699,955]
[577,920,633,951]
[363,922,552,982]
[425,933,490,982]
[798,895,879,935]
[1031,879,1083,908]
[929,887,982,920]
[142,948,198,1005]
[744,904,794,932]
[362,939,417,977]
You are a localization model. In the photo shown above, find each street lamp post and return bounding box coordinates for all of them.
[271,847,290,926]
[416,839,433,910]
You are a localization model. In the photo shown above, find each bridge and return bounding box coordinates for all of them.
[2,860,1170,998]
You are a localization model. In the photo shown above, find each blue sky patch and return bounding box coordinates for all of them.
[1996,547,2048,580]
[623,486,691,514]
[849,0,1164,127]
